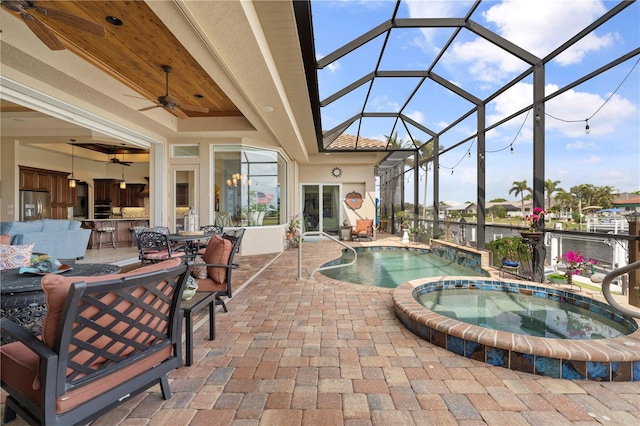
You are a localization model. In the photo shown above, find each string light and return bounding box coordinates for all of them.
[545,56,639,132]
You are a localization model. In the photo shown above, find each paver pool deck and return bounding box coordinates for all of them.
[2,236,639,425]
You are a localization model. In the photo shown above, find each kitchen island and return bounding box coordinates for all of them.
[82,219,149,249]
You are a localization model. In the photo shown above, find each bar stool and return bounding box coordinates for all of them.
[95,221,116,249]
[129,220,148,247]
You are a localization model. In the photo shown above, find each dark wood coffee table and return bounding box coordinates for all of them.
[1,263,121,342]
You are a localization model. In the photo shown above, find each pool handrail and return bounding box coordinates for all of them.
[298,231,357,280]
[601,260,640,318]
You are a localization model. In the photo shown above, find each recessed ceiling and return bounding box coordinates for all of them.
[1,0,242,120]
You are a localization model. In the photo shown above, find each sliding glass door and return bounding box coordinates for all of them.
[302,184,340,236]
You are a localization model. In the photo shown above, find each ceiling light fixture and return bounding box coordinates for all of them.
[68,140,76,188]
[120,153,126,189]
[105,16,123,26]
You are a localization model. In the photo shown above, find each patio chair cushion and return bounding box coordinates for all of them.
[1,339,170,413]
[353,219,373,235]
[41,258,183,350]
[2,257,184,415]
[202,235,233,284]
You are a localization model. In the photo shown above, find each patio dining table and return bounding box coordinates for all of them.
[168,231,216,257]
[1,262,121,342]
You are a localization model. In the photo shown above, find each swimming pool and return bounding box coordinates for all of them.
[320,247,488,288]
[416,288,632,339]
[393,277,640,381]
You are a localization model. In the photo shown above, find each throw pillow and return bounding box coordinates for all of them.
[191,255,208,279]
[203,235,233,284]
[0,243,35,270]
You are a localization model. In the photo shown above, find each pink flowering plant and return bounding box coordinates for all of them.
[559,251,597,275]
[525,207,545,231]
[557,251,597,286]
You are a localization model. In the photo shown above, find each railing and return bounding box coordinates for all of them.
[298,231,357,280]
[601,260,640,319]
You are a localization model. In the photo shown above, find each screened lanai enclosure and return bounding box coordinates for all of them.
[295,0,639,266]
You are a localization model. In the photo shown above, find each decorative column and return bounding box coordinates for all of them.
[626,212,640,308]
[521,232,545,283]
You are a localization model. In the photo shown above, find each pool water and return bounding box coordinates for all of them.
[417,288,631,339]
[320,249,486,288]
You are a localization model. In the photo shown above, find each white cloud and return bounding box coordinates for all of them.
[327,61,341,74]
[580,154,602,164]
[482,0,611,62]
[369,95,400,112]
[486,82,637,138]
[439,1,616,87]
[406,110,424,123]
[435,120,449,131]
[565,141,595,151]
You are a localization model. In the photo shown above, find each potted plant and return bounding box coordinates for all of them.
[556,250,597,287]
[523,207,546,236]
[409,227,422,244]
[491,236,527,267]
[287,214,301,247]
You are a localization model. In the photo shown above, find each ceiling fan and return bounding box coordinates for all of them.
[1,1,106,51]
[138,65,209,119]
[106,153,132,167]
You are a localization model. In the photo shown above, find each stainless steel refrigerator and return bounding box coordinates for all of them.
[20,190,51,221]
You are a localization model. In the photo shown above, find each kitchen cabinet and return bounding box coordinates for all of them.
[120,184,145,207]
[94,179,120,205]
[20,167,50,191]
[50,172,74,219]
[18,166,75,219]
[176,183,189,206]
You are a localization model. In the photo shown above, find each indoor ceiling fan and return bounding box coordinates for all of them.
[138,65,209,119]
[1,1,106,51]
[106,153,132,167]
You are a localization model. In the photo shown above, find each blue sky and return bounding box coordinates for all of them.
[311,0,639,204]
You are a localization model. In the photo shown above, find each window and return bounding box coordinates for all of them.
[213,146,286,226]
[171,144,200,158]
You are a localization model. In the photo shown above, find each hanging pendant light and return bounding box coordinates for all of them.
[68,141,77,188]
[120,165,126,189]
[120,152,126,189]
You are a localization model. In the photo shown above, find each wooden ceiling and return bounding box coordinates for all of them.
[1,0,242,120]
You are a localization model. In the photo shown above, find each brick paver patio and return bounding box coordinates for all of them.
[3,238,639,425]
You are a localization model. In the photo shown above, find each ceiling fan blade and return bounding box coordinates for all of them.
[35,5,106,36]
[138,105,161,112]
[21,12,65,50]
[171,107,189,119]
[178,104,209,113]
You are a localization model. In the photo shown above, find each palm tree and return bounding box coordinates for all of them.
[593,185,616,208]
[554,190,573,218]
[385,131,404,149]
[544,179,563,210]
[509,180,531,217]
